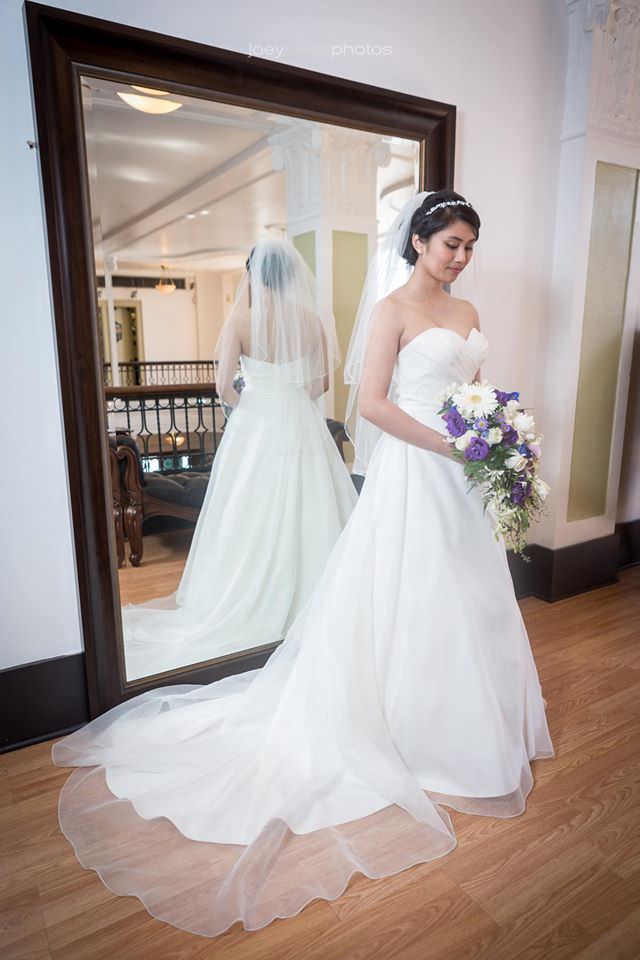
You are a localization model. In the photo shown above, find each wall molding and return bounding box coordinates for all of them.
[616,518,640,569]
[0,653,89,754]
[508,532,622,602]
[0,644,277,754]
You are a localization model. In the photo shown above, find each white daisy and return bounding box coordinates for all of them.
[452,382,499,418]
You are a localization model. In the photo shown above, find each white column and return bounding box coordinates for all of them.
[270,123,391,417]
[535,0,640,549]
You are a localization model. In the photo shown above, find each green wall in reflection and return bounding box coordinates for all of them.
[332,230,369,429]
[293,232,316,275]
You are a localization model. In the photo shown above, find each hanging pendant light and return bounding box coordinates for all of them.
[155,265,176,295]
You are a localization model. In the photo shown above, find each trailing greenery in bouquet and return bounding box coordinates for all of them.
[436,380,550,560]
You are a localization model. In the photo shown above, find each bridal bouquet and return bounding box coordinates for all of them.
[436,380,550,560]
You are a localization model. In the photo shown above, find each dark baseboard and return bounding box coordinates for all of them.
[616,518,640,569]
[2,522,637,752]
[0,653,89,754]
[508,532,622,602]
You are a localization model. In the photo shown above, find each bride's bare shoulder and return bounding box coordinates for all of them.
[370,293,406,330]
[451,296,481,331]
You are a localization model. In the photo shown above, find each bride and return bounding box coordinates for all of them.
[121,237,358,679]
[53,189,554,936]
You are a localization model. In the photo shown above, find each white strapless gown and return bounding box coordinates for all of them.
[53,327,554,936]
[122,353,358,679]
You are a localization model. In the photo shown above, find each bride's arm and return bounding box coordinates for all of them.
[217,331,243,410]
[358,302,455,459]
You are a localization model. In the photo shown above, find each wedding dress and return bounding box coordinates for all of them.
[122,351,358,680]
[53,323,554,937]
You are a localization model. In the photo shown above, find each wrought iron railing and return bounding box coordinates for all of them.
[103,360,216,387]
[105,383,224,474]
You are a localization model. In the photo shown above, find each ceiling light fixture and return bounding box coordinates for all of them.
[155,265,176,295]
[116,91,183,115]
[131,85,171,96]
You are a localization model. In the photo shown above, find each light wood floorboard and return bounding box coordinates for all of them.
[1,566,639,959]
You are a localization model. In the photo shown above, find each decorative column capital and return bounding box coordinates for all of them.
[269,122,391,224]
[586,0,640,142]
[563,0,640,144]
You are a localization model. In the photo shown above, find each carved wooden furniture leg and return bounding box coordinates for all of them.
[109,444,126,568]
[119,445,144,567]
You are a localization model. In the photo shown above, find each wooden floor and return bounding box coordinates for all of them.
[2,567,640,960]
[118,528,193,606]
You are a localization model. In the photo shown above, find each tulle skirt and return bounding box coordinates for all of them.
[122,381,358,679]
[53,419,554,936]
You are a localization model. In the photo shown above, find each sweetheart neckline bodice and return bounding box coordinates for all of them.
[398,324,485,357]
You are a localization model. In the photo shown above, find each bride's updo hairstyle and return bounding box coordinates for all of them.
[402,189,481,266]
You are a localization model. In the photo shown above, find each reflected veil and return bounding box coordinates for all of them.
[120,236,357,680]
[215,237,340,410]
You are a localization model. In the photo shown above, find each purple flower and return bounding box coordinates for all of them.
[464,436,490,461]
[501,424,519,445]
[495,388,520,406]
[473,416,490,434]
[443,408,466,438]
[510,480,532,504]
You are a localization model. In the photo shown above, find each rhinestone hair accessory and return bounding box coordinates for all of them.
[422,199,473,217]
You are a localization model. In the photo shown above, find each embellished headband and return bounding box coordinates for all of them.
[422,199,473,216]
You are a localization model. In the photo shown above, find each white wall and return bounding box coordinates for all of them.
[195,269,247,361]
[103,285,200,361]
[195,271,224,362]
[1,0,569,669]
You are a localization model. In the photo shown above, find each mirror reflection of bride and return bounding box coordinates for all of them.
[121,238,358,679]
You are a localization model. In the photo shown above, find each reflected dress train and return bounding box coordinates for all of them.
[54,325,554,936]
[122,350,358,679]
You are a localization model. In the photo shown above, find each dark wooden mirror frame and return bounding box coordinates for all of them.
[25,1,456,717]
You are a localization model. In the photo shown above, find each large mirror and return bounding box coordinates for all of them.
[82,76,422,682]
[27,3,455,713]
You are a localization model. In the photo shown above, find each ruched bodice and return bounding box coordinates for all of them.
[394,325,489,431]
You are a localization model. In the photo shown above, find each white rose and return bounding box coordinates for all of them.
[512,411,535,434]
[487,427,503,445]
[505,451,527,471]
[454,429,477,451]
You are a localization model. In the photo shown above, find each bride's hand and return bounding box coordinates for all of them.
[437,436,458,460]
